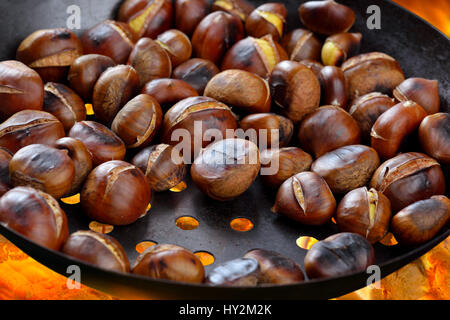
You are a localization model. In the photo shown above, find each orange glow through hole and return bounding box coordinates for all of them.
[170,181,187,192]
[60,193,80,205]
[195,251,215,266]
[89,221,114,234]
[136,241,157,254]
[296,236,319,250]
[85,104,94,115]
[176,216,199,230]
[230,218,254,232]
[379,232,399,246]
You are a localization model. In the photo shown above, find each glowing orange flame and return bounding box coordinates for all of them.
[175,216,199,230]
[88,221,114,234]
[230,218,254,232]
[60,193,80,205]
[195,251,215,266]
[135,241,157,254]
[85,104,94,116]
[170,181,187,193]
[296,236,319,250]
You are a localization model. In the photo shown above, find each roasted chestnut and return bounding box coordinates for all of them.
[211,0,255,21]
[67,54,116,102]
[111,94,163,149]
[128,37,172,87]
[92,65,140,125]
[272,171,336,226]
[304,232,375,279]
[245,3,287,41]
[175,0,210,36]
[62,230,130,272]
[156,29,192,67]
[191,138,260,201]
[16,28,83,83]
[204,70,271,114]
[298,59,324,77]
[371,101,427,159]
[419,113,450,165]
[0,60,44,120]
[222,35,288,79]
[342,52,405,101]
[318,66,348,109]
[69,121,126,167]
[172,58,220,95]
[132,144,186,192]
[269,60,321,123]
[298,106,361,158]
[244,249,304,284]
[299,0,355,35]
[0,187,68,250]
[132,244,204,283]
[391,196,450,246]
[205,257,261,286]
[192,11,244,65]
[141,78,198,110]
[0,110,65,154]
[260,147,312,188]
[81,160,151,226]
[311,145,380,194]
[239,113,294,149]
[370,152,445,212]
[43,82,86,132]
[0,148,12,197]
[336,187,391,243]
[281,29,322,62]
[393,78,440,115]
[321,32,362,66]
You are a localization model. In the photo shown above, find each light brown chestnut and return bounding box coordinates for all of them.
[272,171,336,226]
[269,60,321,123]
[156,29,192,67]
[298,59,324,77]
[419,113,450,165]
[172,58,220,95]
[0,148,12,197]
[204,70,271,114]
[205,257,262,286]
[318,66,348,110]
[132,244,204,283]
[281,29,322,62]
[245,3,287,41]
[111,94,163,149]
[321,32,362,66]
[0,60,44,120]
[211,0,255,21]
[336,187,391,243]
[393,78,440,115]
[175,0,210,36]
[81,160,151,226]
[141,78,198,110]
[0,187,68,250]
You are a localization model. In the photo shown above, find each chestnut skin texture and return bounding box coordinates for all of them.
[393,78,440,115]
[175,0,210,36]
[172,58,220,95]
[0,187,68,250]
[81,160,151,226]
[391,196,450,246]
[0,60,44,120]
[321,32,362,67]
[205,257,262,286]
[281,29,322,62]
[304,232,375,279]
[318,66,348,110]
[141,78,198,110]
[62,230,130,273]
[419,113,450,165]
[132,244,204,283]
[211,0,255,21]
[0,148,12,197]
[245,3,287,41]
[156,29,192,67]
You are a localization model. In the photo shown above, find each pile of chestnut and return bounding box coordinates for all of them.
[0,0,448,287]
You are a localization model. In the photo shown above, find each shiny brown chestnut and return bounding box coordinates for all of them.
[0,187,68,250]
[272,171,336,226]
[299,0,355,35]
[419,113,450,165]
[260,147,312,188]
[0,148,12,197]
[111,94,163,149]
[342,52,405,101]
[192,11,244,65]
[172,58,220,95]
[348,92,396,142]
[128,37,172,87]
[191,138,260,201]
[81,160,151,226]
[141,78,198,110]
[205,257,262,286]
[54,137,93,196]
[281,29,322,62]
[321,32,362,66]
[370,152,445,212]
[298,106,361,158]
[67,54,116,102]
[298,59,324,77]
[204,70,271,114]
[239,113,294,149]
[81,20,135,65]
[393,78,440,115]
[156,29,192,67]
[371,101,427,159]
[304,232,375,279]
[62,230,130,272]
[311,145,380,194]
[16,28,83,83]
[391,196,450,246]
[245,3,287,41]
[69,121,126,167]
[132,244,204,283]
[43,82,86,132]
[269,60,321,123]
[336,187,391,243]
[9,144,75,199]
[0,60,44,120]
[211,0,255,21]
[318,66,348,110]
[92,65,140,125]
[175,0,210,36]
[0,110,65,154]
[132,144,186,192]
[244,249,304,284]
[222,35,288,79]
